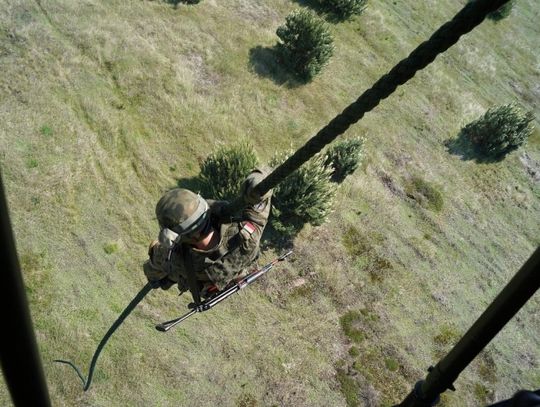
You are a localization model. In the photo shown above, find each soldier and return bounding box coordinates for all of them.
[143,170,271,301]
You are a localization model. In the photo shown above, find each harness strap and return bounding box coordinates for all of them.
[181,244,201,306]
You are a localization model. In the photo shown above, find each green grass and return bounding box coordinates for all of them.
[473,382,492,404]
[340,310,366,343]
[40,125,54,137]
[103,242,119,255]
[385,358,399,372]
[336,368,361,407]
[433,324,461,347]
[433,324,462,358]
[1,0,539,406]
[342,225,393,282]
[26,158,38,169]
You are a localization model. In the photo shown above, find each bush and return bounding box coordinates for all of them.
[270,151,337,235]
[324,136,365,182]
[462,103,534,158]
[276,9,334,80]
[199,142,259,201]
[322,0,368,20]
[405,176,444,212]
[487,0,515,21]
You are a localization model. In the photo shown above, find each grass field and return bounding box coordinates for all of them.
[1,0,539,406]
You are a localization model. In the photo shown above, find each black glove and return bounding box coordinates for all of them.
[150,277,175,290]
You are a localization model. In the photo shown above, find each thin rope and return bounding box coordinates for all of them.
[54,283,153,391]
[227,0,509,211]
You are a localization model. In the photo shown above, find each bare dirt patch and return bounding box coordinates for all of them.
[519,152,540,183]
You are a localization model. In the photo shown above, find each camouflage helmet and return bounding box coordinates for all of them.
[155,189,210,243]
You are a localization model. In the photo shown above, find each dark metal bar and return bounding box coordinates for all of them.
[397,246,540,406]
[488,389,540,407]
[0,174,52,406]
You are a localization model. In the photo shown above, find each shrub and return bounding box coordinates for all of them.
[322,0,368,20]
[462,103,534,158]
[276,10,334,80]
[405,176,444,212]
[199,142,259,201]
[487,0,515,21]
[269,151,337,235]
[324,136,365,182]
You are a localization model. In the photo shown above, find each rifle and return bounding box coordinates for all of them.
[155,250,293,332]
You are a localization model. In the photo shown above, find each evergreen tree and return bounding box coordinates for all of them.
[276,10,334,81]
[462,103,534,158]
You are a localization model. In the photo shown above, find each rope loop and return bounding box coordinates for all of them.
[54,283,153,391]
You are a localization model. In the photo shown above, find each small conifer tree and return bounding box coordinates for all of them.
[324,136,365,182]
[276,10,334,81]
[270,152,337,236]
[322,0,368,20]
[199,142,259,200]
[461,103,534,158]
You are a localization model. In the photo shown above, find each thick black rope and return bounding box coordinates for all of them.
[54,283,153,391]
[231,0,509,208]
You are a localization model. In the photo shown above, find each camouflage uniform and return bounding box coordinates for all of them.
[143,170,271,292]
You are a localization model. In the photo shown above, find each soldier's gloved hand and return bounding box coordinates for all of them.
[143,240,169,288]
[151,277,175,290]
[242,170,271,205]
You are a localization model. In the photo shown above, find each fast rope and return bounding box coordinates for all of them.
[227,0,510,215]
[54,283,153,391]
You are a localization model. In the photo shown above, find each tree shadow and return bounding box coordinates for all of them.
[164,0,199,9]
[290,0,359,24]
[248,46,308,88]
[329,172,348,184]
[175,175,210,196]
[444,131,507,164]
[260,222,296,253]
[291,0,326,14]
